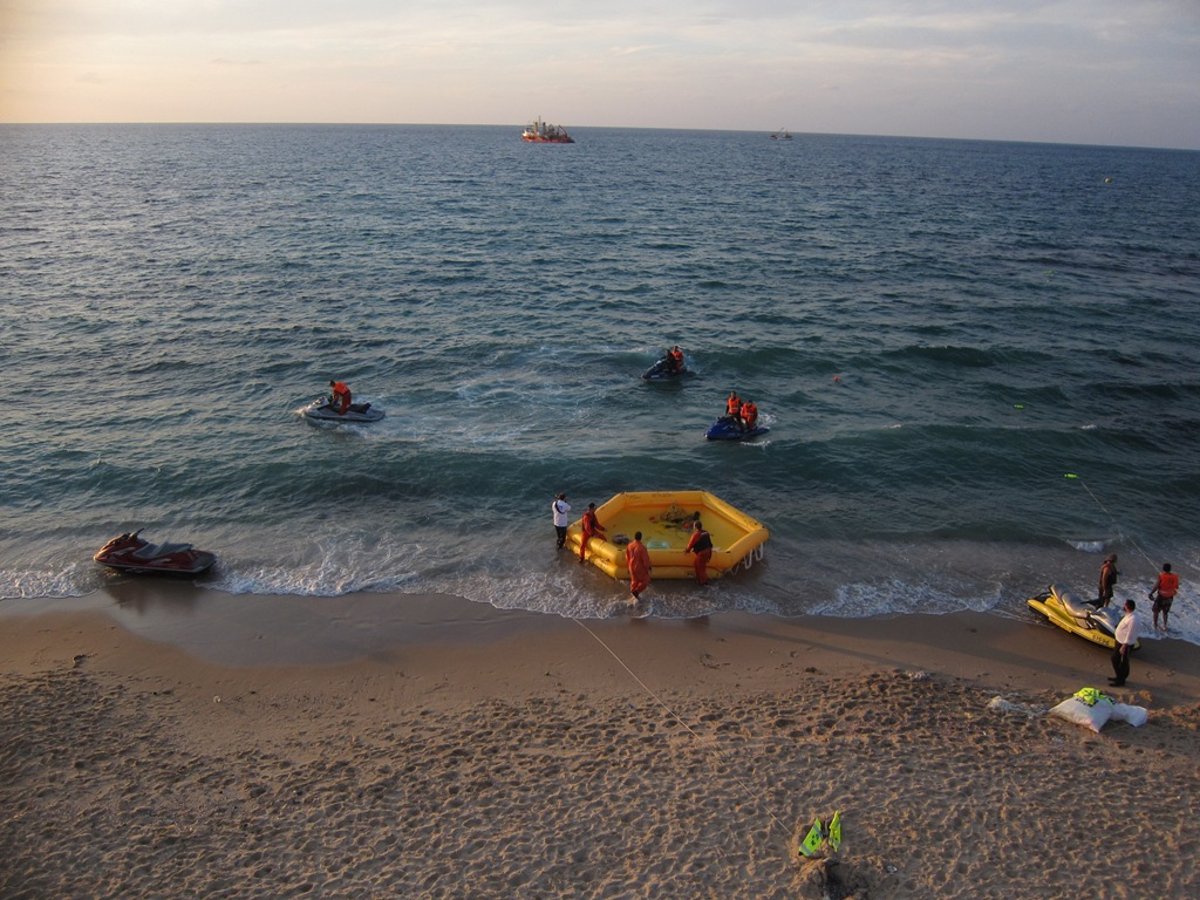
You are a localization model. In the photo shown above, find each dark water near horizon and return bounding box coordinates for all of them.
[3,125,1199,640]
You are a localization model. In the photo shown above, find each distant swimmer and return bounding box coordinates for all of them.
[1149,562,1179,632]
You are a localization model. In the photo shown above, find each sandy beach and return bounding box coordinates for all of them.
[3,587,1200,898]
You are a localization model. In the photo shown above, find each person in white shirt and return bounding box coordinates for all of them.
[1110,599,1139,687]
[551,493,571,550]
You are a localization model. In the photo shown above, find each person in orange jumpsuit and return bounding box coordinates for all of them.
[1149,562,1179,631]
[685,519,713,585]
[329,380,352,415]
[579,502,606,564]
[739,399,758,432]
[625,531,652,605]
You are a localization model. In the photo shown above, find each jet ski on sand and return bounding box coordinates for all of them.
[1027,583,1139,651]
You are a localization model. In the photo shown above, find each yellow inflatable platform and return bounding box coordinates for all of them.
[566,490,769,581]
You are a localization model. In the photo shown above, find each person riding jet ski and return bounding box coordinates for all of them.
[329,379,352,415]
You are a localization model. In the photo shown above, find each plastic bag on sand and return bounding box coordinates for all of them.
[986,696,1042,718]
[1110,702,1149,727]
[1049,692,1113,733]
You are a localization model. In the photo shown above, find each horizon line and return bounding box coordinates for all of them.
[0,121,1195,154]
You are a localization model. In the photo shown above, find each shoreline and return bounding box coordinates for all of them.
[4,588,1200,896]
[3,585,1198,703]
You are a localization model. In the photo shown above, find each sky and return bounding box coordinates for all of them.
[2,1,1199,149]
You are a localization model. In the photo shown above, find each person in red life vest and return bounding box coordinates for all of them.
[579,502,606,564]
[739,399,758,432]
[625,531,652,606]
[668,345,685,373]
[725,390,741,418]
[685,519,714,585]
[1097,554,1119,607]
[1149,562,1179,632]
[329,379,352,415]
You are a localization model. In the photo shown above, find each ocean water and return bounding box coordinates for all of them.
[2,124,1198,639]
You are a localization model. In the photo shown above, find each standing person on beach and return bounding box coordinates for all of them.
[579,502,606,564]
[551,493,571,550]
[625,531,651,606]
[1098,554,1119,607]
[1149,562,1179,632]
[1109,599,1139,687]
[685,519,713,585]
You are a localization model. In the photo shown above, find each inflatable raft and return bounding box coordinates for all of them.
[566,490,769,581]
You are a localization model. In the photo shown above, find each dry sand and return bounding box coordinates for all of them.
[3,589,1200,898]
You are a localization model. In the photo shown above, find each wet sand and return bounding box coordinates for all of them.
[3,587,1200,897]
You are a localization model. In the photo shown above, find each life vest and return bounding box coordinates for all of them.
[670,348,684,365]
[582,510,599,535]
[726,395,741,416]
[1157,572,1179,598]
[741,402,758,426]
[330,381,351,412]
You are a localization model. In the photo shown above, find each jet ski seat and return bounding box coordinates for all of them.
[1051,584,1094,619]
[131,541,194,559]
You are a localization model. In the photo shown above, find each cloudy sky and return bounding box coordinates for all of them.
[2,0,1198,149]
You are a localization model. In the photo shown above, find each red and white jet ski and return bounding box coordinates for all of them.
[93,530,216,576]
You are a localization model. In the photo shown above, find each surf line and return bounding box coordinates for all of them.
[570,616,793,840]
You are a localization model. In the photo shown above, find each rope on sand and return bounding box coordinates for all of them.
[570,617,792,840]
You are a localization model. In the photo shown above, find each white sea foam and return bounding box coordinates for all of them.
[812,578,1002,618]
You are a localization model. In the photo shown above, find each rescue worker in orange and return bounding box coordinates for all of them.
[579,502,607,564]
[667,345,685,373]
[685,519,714,585]
[725,391,741,418]
[739,399,759,432]
[1149,562,1179,632]
[329,380,352,415]
[625,531,652,605]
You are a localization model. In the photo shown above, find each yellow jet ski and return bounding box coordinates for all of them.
[1027,583,1139,651]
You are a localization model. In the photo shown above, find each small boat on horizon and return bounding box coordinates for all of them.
[522,117,575,143]
[770,128,793,140]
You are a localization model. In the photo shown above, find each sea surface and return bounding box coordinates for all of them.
[3,125,1199,640]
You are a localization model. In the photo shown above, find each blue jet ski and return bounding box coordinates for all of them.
[301,397,385,423]
[705,415,769,441]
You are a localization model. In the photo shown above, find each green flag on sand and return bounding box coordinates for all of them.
[799,817,824,857]
[828,810,842,852]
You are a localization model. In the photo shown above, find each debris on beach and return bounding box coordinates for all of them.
[986,696,1044,719]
